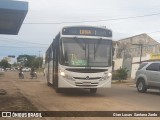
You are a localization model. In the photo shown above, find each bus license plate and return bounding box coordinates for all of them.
[83,82,91,85]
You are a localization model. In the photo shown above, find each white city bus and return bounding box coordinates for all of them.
[45,26,113,93]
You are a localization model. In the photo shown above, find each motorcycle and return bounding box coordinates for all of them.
[30,72,37,79]
[19,72,24,79]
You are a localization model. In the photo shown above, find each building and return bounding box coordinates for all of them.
[113,33,160,79]
[114,33,160,58]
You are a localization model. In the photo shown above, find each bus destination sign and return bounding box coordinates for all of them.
[62,26,112,37]
[80,30,92,35]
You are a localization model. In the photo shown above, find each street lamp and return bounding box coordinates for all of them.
[132,43,143,64]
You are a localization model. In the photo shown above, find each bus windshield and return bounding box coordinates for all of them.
[60,38,112,67]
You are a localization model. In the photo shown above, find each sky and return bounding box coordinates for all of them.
[1,0,160,59]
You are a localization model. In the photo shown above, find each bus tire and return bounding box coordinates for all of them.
[90,88,97,93]
[54,78,61,93]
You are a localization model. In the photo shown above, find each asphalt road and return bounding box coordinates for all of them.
[2,71,160,120]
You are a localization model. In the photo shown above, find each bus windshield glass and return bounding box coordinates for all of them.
[60,38,112,67]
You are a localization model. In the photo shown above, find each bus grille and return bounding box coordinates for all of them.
[73,77,101,80]
[65,68,107,73]
[75,82,98,86]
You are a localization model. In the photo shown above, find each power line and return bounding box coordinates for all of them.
[23,12,160,24]
[0,37,49,46]
[0,46,47,48]
[147,31,160,34]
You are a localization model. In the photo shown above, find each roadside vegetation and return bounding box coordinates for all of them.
[112,67,129,83]
[17,55,43,68]
[0,54,43,70]
[0,59,11,69]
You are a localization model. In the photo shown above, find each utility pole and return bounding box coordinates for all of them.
[38,51,42,69]
[132,43,143,64]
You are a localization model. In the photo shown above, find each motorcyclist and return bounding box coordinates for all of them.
[19,66,23,76]
[30,67,35,76]
[30,66,37,79]
[19,66,24,79]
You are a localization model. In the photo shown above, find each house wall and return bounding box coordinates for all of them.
[113,58,123,70]
[114,34,160,58]
[131,55,150,79]
[113,54,150,79]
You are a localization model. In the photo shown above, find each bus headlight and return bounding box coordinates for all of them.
[60,70,65,76]
[59,70,75,81]
[108,72,112,77]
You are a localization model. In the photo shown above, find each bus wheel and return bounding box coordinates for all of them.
[90,88,97,93]
[55,79,62,93]
[55,82,62,93]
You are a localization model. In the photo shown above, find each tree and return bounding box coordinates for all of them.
[17,55,35,67]
[31,57,43,69]
[0,59,11,69]
[17,55,43,69]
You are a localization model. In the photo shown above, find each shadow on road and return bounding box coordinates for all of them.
[144,90,160,96]
[57,88,105,97]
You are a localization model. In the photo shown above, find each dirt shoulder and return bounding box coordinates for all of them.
[0,71,38,111]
